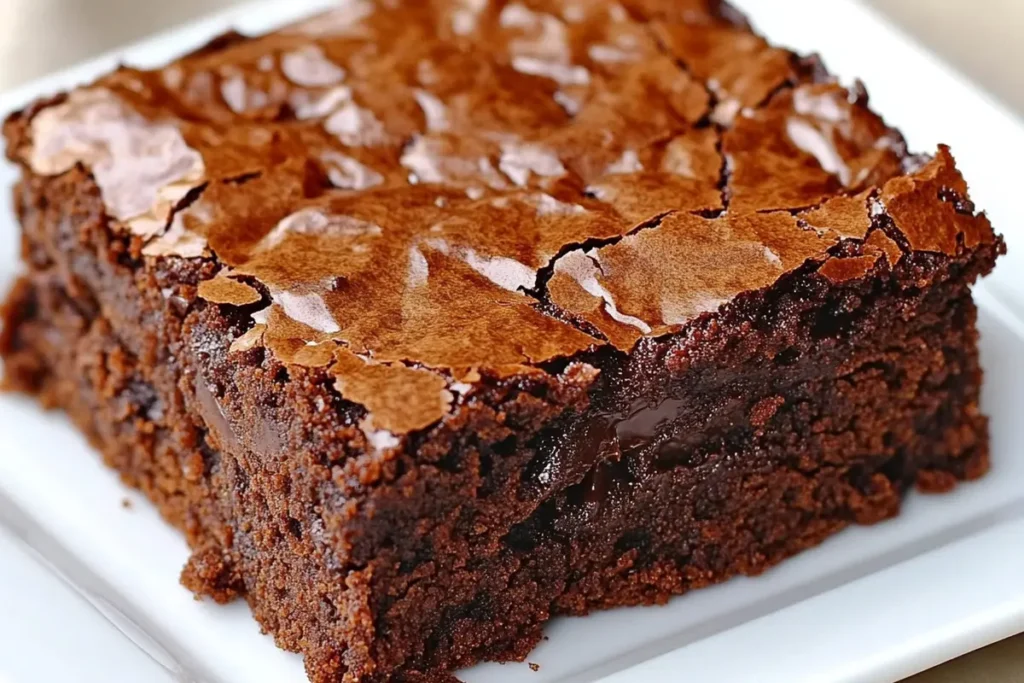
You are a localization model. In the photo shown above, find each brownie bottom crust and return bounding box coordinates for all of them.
[0,171,996,682]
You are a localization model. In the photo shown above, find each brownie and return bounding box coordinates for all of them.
[0,1,1004,681]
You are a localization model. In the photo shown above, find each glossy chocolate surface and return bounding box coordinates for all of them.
[7,0,998,434]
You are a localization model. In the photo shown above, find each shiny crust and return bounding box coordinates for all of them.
[3,0,999,435]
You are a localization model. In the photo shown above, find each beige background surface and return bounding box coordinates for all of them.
[0,0,1019,681]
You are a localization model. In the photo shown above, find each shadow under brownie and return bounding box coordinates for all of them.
[0,0,1004,681]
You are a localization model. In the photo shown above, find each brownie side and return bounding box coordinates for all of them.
[0,168,229,548]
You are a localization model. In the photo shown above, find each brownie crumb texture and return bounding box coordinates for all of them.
[0,0,1003,682]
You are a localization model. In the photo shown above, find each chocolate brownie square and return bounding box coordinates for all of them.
[0,1,1003,681]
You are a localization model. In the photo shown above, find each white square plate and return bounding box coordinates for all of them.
[1,1,1022,682]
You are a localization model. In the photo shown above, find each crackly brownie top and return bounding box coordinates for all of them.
[7,0,997,434]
